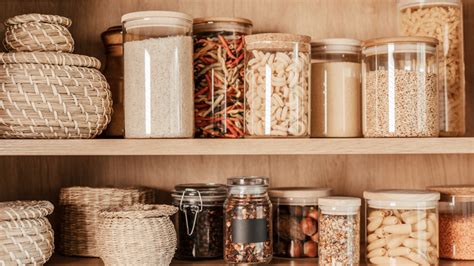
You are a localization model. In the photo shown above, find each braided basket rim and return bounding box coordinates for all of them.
[0,201,54,221]
[0,52,101,69]
[5,13,72,27]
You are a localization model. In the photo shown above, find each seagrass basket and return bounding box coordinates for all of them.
[97,204,178,266]
[58,187,155,257]
[0,201,54,265]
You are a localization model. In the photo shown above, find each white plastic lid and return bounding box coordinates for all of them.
[318,196,361,215]
[364,190,440,209]
[269,188,332,205]
[398,0,461,9]
[312,38,361,54]
[121,11,192,30]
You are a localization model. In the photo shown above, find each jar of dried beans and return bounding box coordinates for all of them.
[172,183,227,259]
[362,37,439,137]
[244,33,311,138]
[269,187,332,258]
[399,0,465,136]
[193,17,252,138]
[363,190,440,265]
[224,176,272,264]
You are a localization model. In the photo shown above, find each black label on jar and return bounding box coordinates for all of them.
[231,218,268,243]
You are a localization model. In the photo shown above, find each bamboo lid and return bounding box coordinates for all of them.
[246,33,311,45]
[398,0,461,9]
[362,36,438,47]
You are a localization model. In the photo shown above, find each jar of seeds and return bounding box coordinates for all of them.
[224,176,272,264]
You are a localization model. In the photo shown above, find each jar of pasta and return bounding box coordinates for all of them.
[244,33,311,138]
[399,0,465,136]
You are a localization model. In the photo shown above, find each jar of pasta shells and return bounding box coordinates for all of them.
[244,33,311,138]
[363,190,440,265]
[399,0,465,137]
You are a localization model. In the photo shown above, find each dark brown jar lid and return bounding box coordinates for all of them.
[101,25,123,46]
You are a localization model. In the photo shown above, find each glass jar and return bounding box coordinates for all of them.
[362,37,439,137]
[399,0,465,137]
[122,11,194,138]
[428,185,474,260]
[311,39,362,138]
[244,33,311,138]
[224,176,272,264]
[193,17,253,138]
[318,197,361,265]
[269,188,332,258]
[363,190,440,265]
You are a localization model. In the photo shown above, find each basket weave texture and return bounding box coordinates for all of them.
[58,187,155,257]
[97,204,178,266]
[0,201,54,265]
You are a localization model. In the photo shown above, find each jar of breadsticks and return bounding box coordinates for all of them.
[399,0,465,136]
[363,190,440,265]
[244,33,311,138]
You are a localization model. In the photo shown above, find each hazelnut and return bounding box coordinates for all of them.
[307,208,318,220]
[288,240,303,258]
[304,240,318,257]
[311,232,319,242]
[301,217,317,236]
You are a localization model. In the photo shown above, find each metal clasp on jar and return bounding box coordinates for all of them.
[179,188,203,236]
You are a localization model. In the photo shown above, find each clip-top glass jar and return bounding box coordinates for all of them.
[172,183,227,260]
[224,176,272,264]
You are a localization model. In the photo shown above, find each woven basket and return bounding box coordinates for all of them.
[59,187,155,257]
[97,204,178,266]
[4,13,74,53]
[0,52,113,138]
[0,201,54,265]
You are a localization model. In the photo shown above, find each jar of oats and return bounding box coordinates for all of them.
[362,37,439,137]
[244,33,311,138]
[399,0,465,136]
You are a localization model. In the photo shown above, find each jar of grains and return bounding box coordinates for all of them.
[399,0,465,136]
[172,183,227,259]
[224,176,272,264]
[269,188,332,258]
[311,39,362,138]
[244,33,311,138]
[122,11,194,138]
[361,37,439,137]
[318,197,361,266]
[193,17,252,138]
[363,190,440,265]
[428,185,474,260]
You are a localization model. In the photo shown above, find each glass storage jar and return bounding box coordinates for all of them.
[362,37,439,138]
[244,33,311,138]
[269,187,332,258]
[122,11,194,138]
[172,183,227,259]
[311,39,362,138]
[399,0,465,137]
[363,190,440,265]
[318,197,361,266]
[193,17,252,138]
[224,176,272,264]
[428,185,474,260]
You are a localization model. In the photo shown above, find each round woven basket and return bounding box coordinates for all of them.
[0,52,112,139]
[97,204,178,266]
[58,187,155,257]
[4,13,74,53]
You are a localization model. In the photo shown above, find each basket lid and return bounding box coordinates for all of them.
[0,201,54,221]
[99,204,178,219]
[0,52,102,69]
[5,13,72,28]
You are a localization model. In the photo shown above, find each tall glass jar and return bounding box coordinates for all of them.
[193,17,252,138]
[311,39,362,138]
[122,11,194,138]
[363,190,440,266]
[399,0,465,136]
[362,37,439,137]
[224,176,272,264]
[245,33,311,138]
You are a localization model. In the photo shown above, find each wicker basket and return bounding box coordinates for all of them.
[4,13,74,53]
[0,201,54,265]
[97,204,178,266]
[59,187,155,257]
[0,52,113,138]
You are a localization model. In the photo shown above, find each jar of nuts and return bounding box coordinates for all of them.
[363,190,441,265]
[244,33,311,138]
[269,187,332,258]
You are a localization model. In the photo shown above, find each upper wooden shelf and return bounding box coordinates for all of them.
[0,138,472,156]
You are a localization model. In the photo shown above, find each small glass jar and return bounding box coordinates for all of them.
[244,33,311,138]
[363,190,440,265]
[269,188,332,258]
[311,39,362,138]
[172,183,227,260]
[122,11,194,138]
[362,37,439,137]
[224,176,272,264]
[399,0,465,136]
[193,17,253,138]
